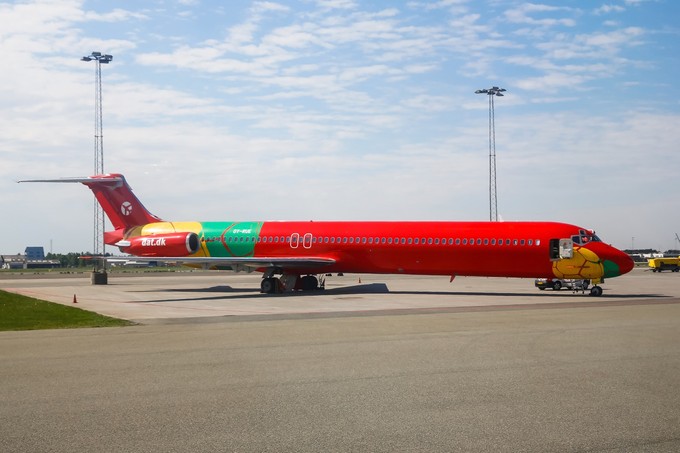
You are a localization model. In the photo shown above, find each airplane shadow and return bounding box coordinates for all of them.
[129,282,670,304]
[131,283,390,303]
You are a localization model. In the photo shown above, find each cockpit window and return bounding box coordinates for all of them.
[572,230,602,245]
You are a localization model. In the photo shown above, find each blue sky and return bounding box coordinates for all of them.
[1,0,679,254]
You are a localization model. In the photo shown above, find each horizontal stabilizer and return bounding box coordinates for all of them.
[17,173,162,229]
[18,176,123,184]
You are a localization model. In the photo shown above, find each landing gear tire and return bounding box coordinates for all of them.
[590,286,603,297]
[300,275,319,291]
[552,281,562,291]
[261,277,279,294]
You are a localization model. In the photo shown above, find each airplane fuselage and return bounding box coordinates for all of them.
[123,220,632,281]
[20,173,635,295]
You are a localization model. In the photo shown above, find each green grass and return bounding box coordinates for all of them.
[0,290,134,331]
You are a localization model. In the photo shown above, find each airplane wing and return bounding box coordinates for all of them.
[106,256,336,272]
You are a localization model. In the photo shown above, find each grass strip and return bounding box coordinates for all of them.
[0,289,133,331]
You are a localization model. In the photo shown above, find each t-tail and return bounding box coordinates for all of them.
[19,173,162,233]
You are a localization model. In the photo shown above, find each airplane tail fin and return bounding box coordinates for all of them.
[18,173,163,231]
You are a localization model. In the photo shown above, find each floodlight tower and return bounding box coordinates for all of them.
[475,86,506,222]
[81,51,112,257]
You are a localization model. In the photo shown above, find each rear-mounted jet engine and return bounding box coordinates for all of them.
[116,232,200,257]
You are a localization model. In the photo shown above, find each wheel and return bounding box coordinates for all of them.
[590,286,603,297]
[301,275,319,291]
[552,280,562,291]
[260,277,278,294]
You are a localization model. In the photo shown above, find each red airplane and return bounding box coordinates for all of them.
[20,173,634,296]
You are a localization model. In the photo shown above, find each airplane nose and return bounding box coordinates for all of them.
[618,251,635,275]
[603,247,635,278]
[587,242,634,278]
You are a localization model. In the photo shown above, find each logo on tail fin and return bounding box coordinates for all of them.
[121,201,133,216]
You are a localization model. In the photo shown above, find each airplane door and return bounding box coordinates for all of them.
[559,238,574,259]
[303,233,313,249]
[549,238,574,260]
[290,232,300,249]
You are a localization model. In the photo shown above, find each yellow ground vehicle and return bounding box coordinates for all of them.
[648,257,680,272]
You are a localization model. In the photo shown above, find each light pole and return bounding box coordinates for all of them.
[81,52,112,258]
[475,86,506,222]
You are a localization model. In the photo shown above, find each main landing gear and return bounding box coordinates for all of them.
[260,273,324,294]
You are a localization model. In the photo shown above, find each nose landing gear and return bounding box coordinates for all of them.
[589,285,603,297]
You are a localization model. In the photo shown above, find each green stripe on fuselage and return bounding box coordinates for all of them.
[200,221,263,257]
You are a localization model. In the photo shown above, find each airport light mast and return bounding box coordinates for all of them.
[81,51,112,257]
[475,86,506,222]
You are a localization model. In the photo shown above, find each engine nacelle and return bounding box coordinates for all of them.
[117,232,200,257]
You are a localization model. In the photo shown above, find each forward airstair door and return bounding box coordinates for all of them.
[559,238,574,259]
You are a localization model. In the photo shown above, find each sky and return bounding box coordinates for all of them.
[1,0,679,255]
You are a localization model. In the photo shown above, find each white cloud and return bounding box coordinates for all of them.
[504,3,578,27]
[594,4,626,15]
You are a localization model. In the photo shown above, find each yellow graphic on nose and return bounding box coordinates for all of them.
[552,247,604,280]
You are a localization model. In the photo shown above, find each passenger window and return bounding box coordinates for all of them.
[484,238,489,245]
[520,239,526,246]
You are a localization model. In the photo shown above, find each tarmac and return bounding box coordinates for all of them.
[1,268,679,452]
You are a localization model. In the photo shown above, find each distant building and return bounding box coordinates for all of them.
[0,247,59,269]
[24,247,45,260]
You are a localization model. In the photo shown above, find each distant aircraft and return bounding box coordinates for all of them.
[20,173,634,296]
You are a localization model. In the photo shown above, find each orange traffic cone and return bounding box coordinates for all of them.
[72,294,77,304]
